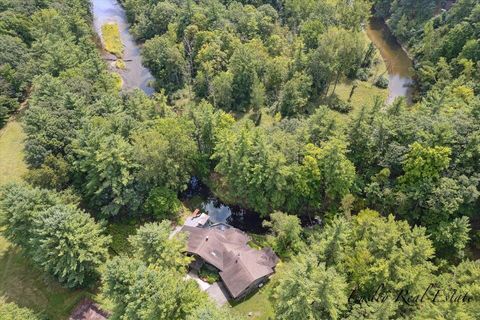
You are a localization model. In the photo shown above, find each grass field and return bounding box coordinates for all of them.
[0,119,27,186]
[0,235,90,319]
[335,79,388,113]
[101,22,123,57]
[231,277,275,320]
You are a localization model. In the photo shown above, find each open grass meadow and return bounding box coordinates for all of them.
[0,120,27,186]
[101,22,123,57]
[231,274,275,320]
[0,235,90,319]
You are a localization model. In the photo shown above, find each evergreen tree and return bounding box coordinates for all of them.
[32,204,111,287]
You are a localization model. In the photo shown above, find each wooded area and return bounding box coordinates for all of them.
[0,0,479,319]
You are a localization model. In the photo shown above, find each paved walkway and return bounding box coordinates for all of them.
[206,282,229,306]
[185,271,210,291]
[185,271,229,306]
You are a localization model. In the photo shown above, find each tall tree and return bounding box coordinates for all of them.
[102,257,209,320]
[128,221,191,269]
[31,204,111,287]
[273,254,348,320]
[263,211,303,257]
[133,117,198,192]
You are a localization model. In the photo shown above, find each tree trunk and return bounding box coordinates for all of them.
[330,71,341,97]
[348,83,358,102]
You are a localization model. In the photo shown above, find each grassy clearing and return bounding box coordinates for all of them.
[101,22,123,57]
[0,119,27,186]
[0,235,90,319]
[335,79,388,113]
[231,277,275,320]
[333,32,389,115]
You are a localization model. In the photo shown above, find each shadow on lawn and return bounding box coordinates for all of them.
[0,236,87,320]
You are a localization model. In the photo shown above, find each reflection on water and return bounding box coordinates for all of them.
[182,177,319,234]
[366,17,414,103]
[182,177,268,234]
[91,0,154,95]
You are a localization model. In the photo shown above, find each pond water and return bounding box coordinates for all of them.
[366,17,414,103]
[181,178,319,234]
[91,0,154,95]
[181,177,268,234]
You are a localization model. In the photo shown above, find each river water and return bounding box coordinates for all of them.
[366,17,414,103]
[91,0,154,95]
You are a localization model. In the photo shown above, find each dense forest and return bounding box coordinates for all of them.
[0,0,479,319]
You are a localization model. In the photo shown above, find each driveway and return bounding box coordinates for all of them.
[185,271,229,306]
[206,282,229,306]
[185,271,211,291]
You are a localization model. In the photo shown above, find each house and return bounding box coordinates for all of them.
[181,224,279,300]
[69,299,109,320]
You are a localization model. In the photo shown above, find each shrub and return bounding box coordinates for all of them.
[0,298,38,320]
[115,59,126,70]
[375,75,389,88]
[0,95,18,127]
[325,95,353,114]
[198,265,220,284]
[356,68,369,81]
[144,187,181,220]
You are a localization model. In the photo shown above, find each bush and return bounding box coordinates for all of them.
[0,95,18,127]
[24,154,70,190]
[115,59,126,69]
[375,75,389,88]
[198,265,220,284]
[144,187,181,220]
[0,298,38,320]
[356,68,369,81]
[325,95,353,114]
[0,105,7,127]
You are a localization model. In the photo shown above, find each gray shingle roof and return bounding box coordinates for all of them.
[181,225,278,298]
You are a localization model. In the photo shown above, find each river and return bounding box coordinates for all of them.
[366,17,414,103]
[91,0,154,95]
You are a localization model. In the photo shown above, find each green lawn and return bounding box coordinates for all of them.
[0,119,27,186]
[231,278,275,320]
[0,235,90,319]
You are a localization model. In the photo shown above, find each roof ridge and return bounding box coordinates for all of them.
[229,249,255,282]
